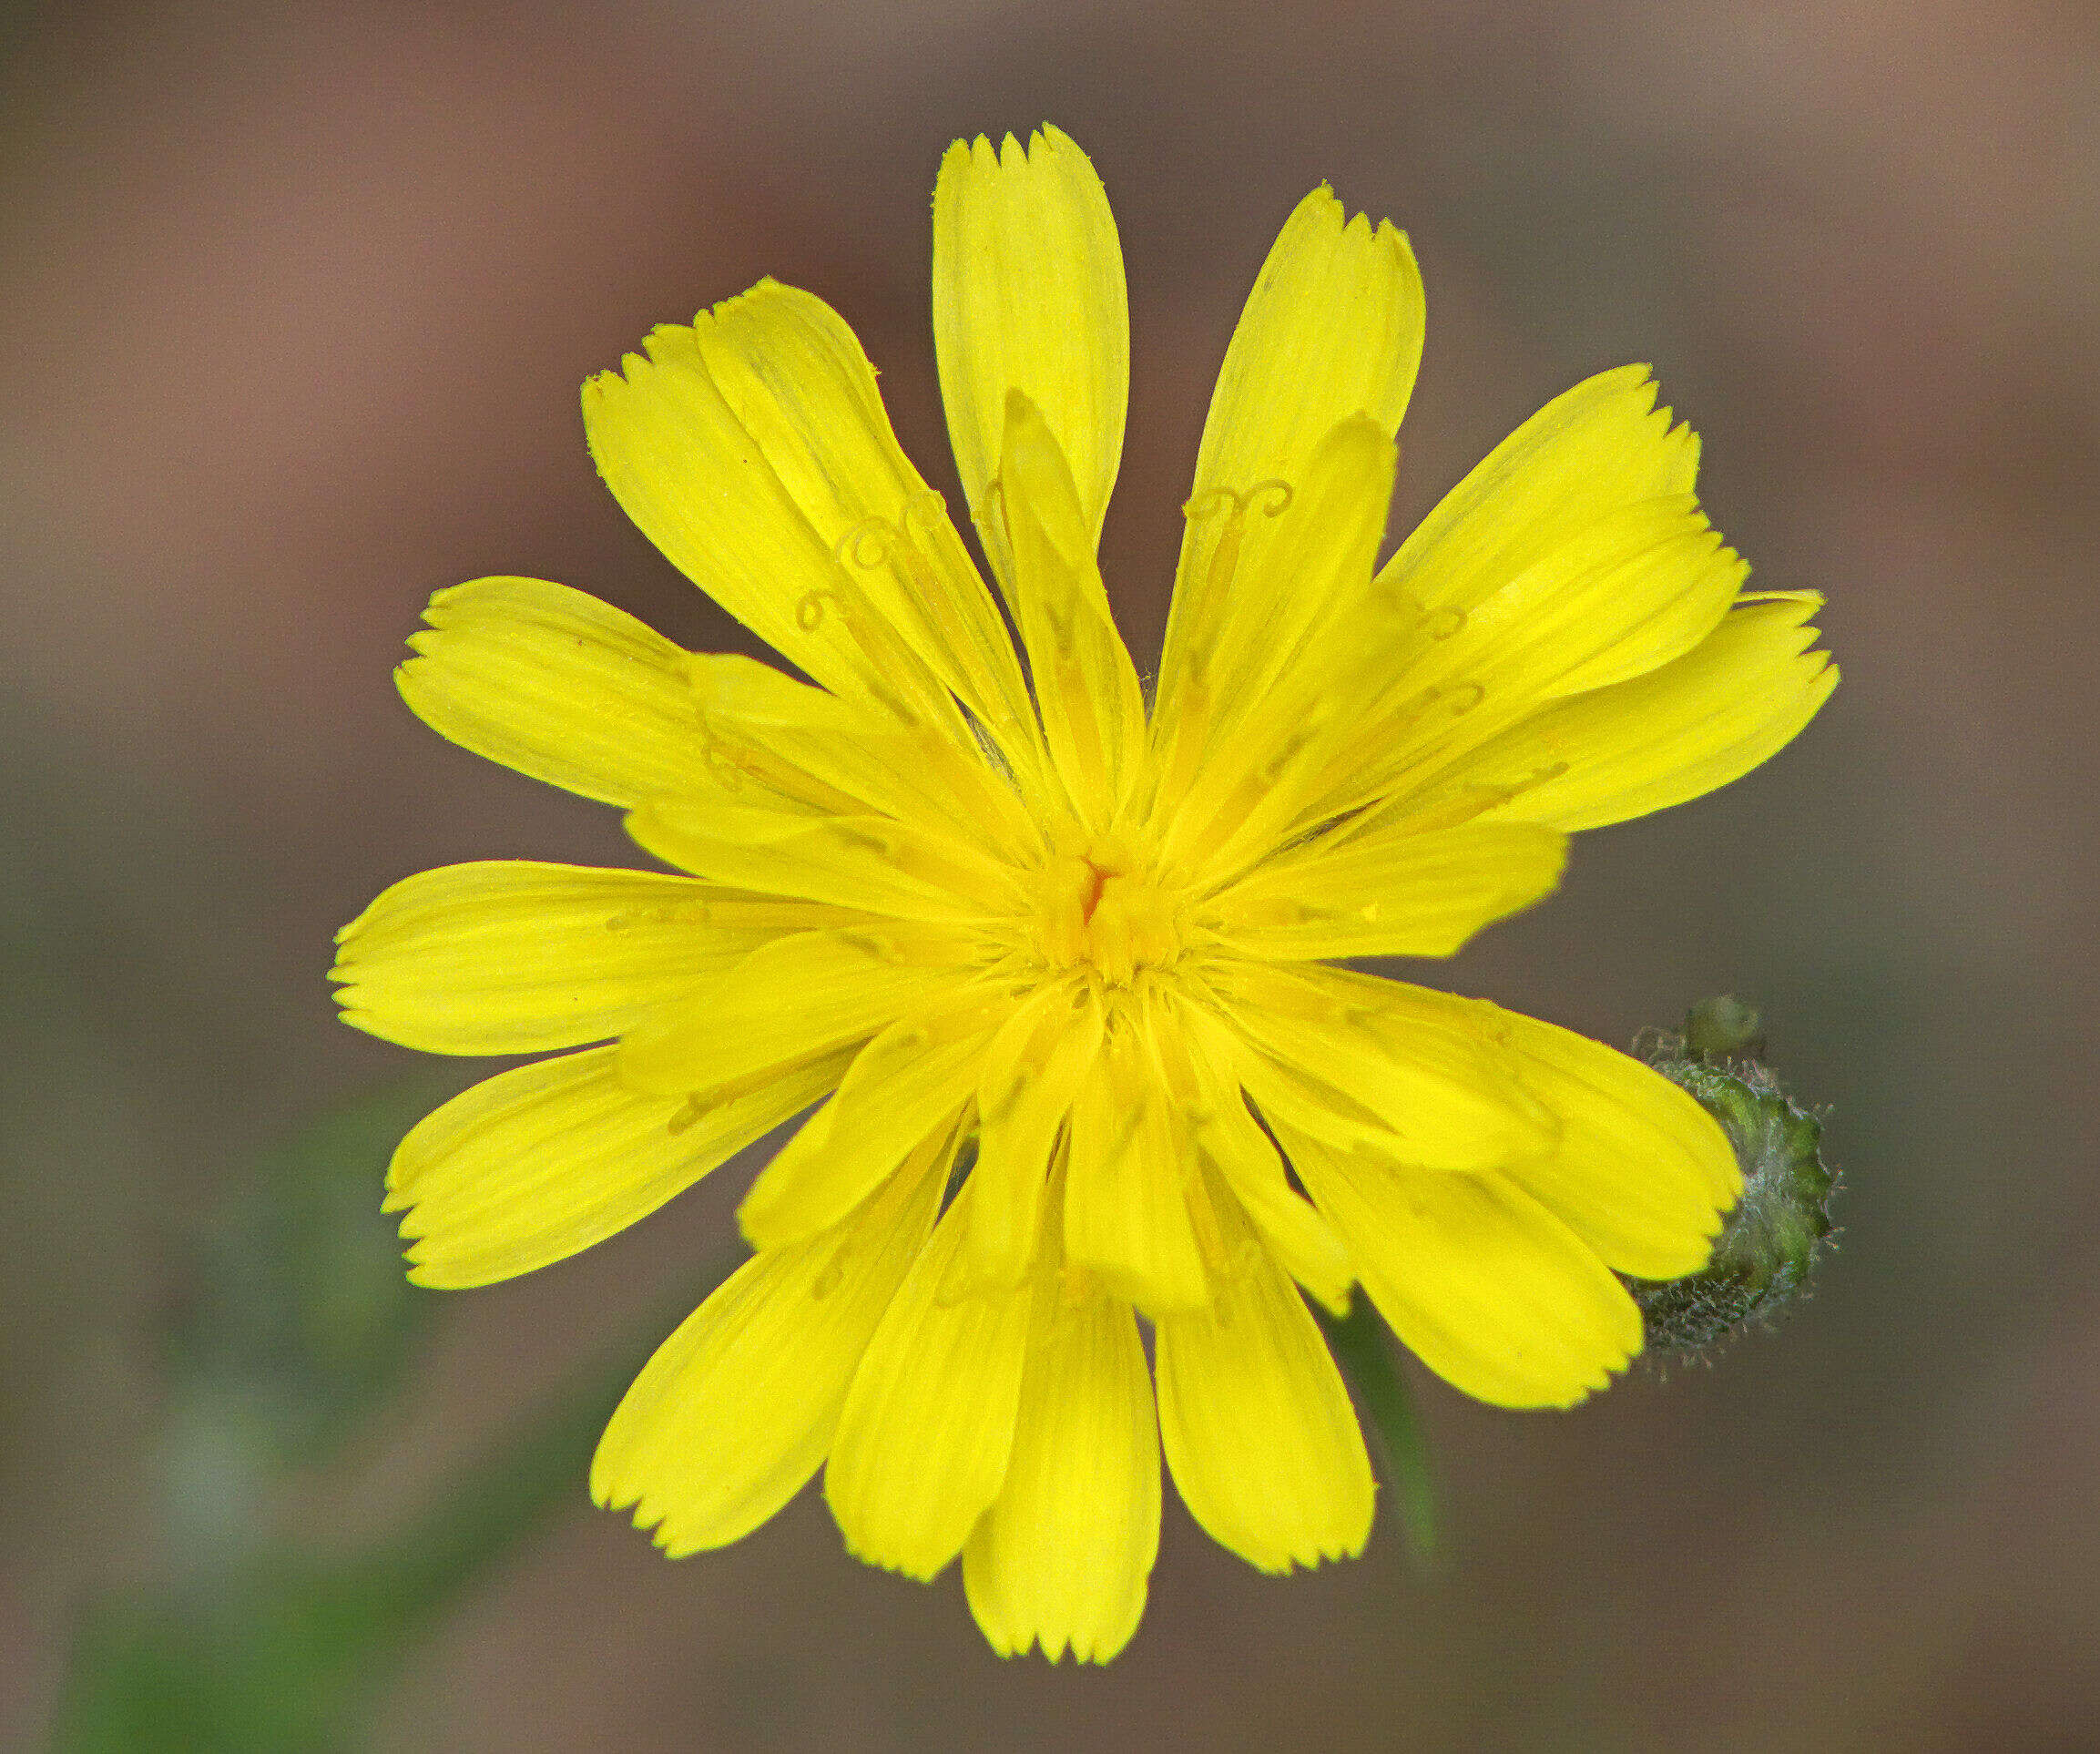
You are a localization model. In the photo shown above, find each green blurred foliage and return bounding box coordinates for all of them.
[161,1086,444,1474]
[52,1086,733,1753]
[54,1350,628,1754]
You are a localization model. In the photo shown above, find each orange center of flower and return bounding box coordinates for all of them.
[1034,841,1182,986]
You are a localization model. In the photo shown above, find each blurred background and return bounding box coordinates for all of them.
[4,0,2095,1748]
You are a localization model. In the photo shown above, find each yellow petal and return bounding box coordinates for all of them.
[678,652,861,816]
[933,127,1127,596]
[1207,964,1555,1170]
[1432,495,1747,706]
[1063,1017,1208,1316]
[995,391,1147,831]
[627,796,1026,923]
[332,862,757,1055]
[387,1045,846,1289]
[1171,1010,1353,1313]
[687,280,1039,754]
[825,1178,1035,1579]
[1285,1127,1643,1408]
[1146,415,1396,831]
[963,1274,1159,1663]
[617,926,967,1099]
[1429,594,1839,832]
[584,328,842,691]
[1158,186,1423,718]
[1200,417,1398,718]
[1309,496,1749,838]
[961,983,1103,1293]
[592,1123,952,1554]
[1215,368,1741,837]
[1381,363,1700,623]
[691,654,1045,867]
[1154,1179,1373,1573]
[1491,1004,1740,1280]
[1202,821,1568,962]
[396,577,708,807]
[739,992,1004,1249]
[1198,1105,1354,1317]
[585,312,955,729]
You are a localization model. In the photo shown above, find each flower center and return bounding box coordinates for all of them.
[1034,841,1182,986]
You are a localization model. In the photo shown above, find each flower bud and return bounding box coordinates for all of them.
[1629,998,1837,1357]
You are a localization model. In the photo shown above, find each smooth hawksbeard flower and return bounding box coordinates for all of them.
[333,127,1836,1662]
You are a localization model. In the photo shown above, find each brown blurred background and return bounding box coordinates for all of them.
[4,1,2096,1748]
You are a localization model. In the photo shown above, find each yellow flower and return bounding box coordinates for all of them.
[332,127,1836,1662]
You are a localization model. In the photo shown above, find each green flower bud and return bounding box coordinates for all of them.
[1628,998,1838,1357]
